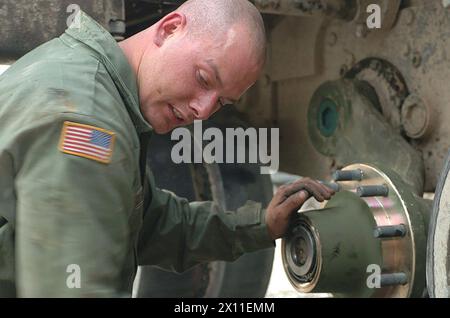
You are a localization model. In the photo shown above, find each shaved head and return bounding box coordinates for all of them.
[176,0,266,66]
[120,0,266,133]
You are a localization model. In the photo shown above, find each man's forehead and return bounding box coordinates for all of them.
[203,58,256,104]
[223,27,239,51]
[199,31,261,101]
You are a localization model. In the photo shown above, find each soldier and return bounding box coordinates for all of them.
[0,0,334,297]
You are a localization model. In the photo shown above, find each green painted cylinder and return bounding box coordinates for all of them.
[285,191,383,297]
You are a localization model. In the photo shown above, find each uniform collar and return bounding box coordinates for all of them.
[64,10,153,134]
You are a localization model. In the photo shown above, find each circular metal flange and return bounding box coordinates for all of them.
[335,164,417,297]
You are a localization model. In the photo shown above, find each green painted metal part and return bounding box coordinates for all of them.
[308,79,425,196]
[318,98,339,137]
[298,191,383,297]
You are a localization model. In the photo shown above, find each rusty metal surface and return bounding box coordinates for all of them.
[0,0,125,59]
[252,0,356,20]
[242,1,450,192]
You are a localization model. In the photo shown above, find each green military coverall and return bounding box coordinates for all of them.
[0,11,274,297]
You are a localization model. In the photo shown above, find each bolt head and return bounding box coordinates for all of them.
[401,95,430,139]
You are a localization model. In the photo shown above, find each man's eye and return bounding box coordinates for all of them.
[197,71,209,88]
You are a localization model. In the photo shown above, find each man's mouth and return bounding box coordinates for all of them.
[170,105,185,123]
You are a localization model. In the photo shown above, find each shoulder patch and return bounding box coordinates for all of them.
[59,121,116,164]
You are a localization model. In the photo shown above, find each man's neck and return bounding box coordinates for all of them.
[118,27,155,79]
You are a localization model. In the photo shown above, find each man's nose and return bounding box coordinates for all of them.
[189,92,219,120]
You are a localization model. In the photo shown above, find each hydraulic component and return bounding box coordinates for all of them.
[308,79,425,195]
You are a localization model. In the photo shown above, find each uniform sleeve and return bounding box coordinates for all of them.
[14,114,135,297]
[137,171,275,273]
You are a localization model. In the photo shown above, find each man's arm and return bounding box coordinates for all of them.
[136,169,274,273]
[137,171,334,273]
[14,114,136,297]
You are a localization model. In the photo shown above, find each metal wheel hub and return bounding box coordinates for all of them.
[282,164,430,297]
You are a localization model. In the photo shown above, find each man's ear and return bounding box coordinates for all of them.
[154,12,187,47]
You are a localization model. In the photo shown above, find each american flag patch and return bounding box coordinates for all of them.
[59,121,116,164]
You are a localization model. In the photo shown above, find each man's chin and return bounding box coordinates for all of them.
[152,124,177,135]
[145,116,173,134]
[152,127,171,135]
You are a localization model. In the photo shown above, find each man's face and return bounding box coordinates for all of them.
[137,20,262,134]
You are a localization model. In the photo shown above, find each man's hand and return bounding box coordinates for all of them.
[265,178,335,240]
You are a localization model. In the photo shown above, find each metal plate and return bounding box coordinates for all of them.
[427,151,450,298]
